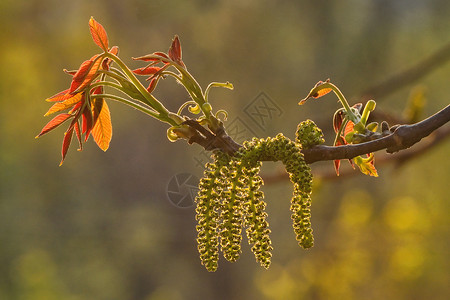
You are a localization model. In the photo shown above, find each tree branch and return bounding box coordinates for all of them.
[302,104,450,164]
[262,124,450,184]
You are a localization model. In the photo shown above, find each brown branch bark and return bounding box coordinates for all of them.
[301,104,450,164]
[262,119,450,184]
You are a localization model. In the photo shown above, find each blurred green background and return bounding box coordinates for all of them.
[1,0,449,299]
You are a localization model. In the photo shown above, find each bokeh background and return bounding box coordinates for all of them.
[1,0,449,299]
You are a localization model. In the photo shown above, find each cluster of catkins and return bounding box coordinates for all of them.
[195,120,324,271]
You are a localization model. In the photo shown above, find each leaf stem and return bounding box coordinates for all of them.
[105,53,179,126]
[90,94,161,119]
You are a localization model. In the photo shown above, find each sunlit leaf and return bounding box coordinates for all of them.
[69,55,102,93]
[168,36,181,61]
[132,66,162,75]
[344,121,354,137]
[146,77,159,93]
[132,52,170,62]
[312,87,332,98]
[299,79,332,105]
[89,17,109,51]
[334,159,341,176]
[60,126,74,166]
[44,93,84,116]
[74,121,83,151]
[46,89,71,102]
[333,136,346,176]
[82,105,93,141]
[109,46,119,55]
[333,110,344,133]
[354,154,378,177]
[36,113,72,137]
[91,99,112,151]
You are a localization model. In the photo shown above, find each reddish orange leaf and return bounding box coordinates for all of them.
[60,126,74,166]
[132,66,162,75]
[36,113,72,138]
[69,55,102,93]
[46,89,71,102]
[334,159,341,176]
[133,52,170,62]
[91,99,112,151]
[333,136,346,176]
[343,121,354,137]
[146,77,159,93]
[74,121,83,151]
[168,35,185,68]
[109,46,119,55]
[89,17,109,51]
[312,88,332,98]
[82,105,93,141]
[333,110,344,133]
[45,93,84,116]
[169,36,181,61]
[69,59,93,93]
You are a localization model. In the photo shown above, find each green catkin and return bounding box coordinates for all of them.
[195,152,229,272]
[218,157,245,262]
[270,133,315,249]
[295,119,325,148]
[195,120,324,271]
[241,161,273,269]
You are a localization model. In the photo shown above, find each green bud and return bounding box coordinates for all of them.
[202,102,213,114]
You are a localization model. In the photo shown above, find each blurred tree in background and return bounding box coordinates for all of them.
[0,0,449,299]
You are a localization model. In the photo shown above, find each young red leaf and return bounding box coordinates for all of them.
[312,87,332,98]
[36,113,72,138]
[82,105,93,141]
[299,79,332,105]
[133,52,170,62]
[334,159,341,176]
[69,55,102,93]
[146,77,159,93]
[89,17,109,51]
[333,110,344,133]
[74,121,83,151]
[333,136,346,176]
[46,89,71,102]
[69,60,93,93]
[132,66,162,76]
[60,126,74,166]
[168,35,185,68]
[109,45,119,55]
[91,99,112,151]
[168,36,182,61]
[343,121,354,137]
[44,93,84,116]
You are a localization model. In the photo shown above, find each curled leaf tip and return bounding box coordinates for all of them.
[299,79,333,105]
